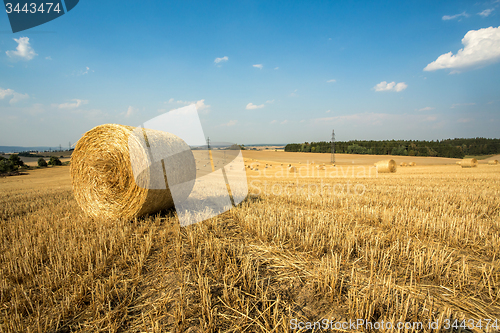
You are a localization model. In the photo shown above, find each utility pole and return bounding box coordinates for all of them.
[331,129,335,164]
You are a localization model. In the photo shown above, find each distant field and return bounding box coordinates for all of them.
[0,151,73,167]
[464,155,494,160]
[1,152,499,332]
[242,150,468,166]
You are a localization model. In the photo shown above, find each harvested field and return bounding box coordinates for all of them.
[0,153,499,332]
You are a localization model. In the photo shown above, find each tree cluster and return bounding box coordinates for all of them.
[285,138,500,158]
[0,154,25,173]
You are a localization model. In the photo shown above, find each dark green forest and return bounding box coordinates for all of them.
[285,138,500,158]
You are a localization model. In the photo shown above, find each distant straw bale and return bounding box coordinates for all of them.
[400,162,407,167]
[374,159,397,173]
[488,160,498,165]
[461,158,478,168]
[288,166,297,173]
[408,162,416,166]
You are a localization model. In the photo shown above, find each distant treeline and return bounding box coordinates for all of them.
[285,138,500,158]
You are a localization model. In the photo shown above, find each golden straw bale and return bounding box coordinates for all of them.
[70,124,196,221]
[288,166,297,173]
[400,162,407,167]
[461,158,478,168]
[488,160,498,165]
[374,159,397,173]
[408,162,416,166]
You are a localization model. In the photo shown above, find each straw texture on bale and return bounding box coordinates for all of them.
[374,159,397,173]
[288,166,297,173]
[409,162,416,166]
[400,162,407,167]
[70,124,196,221]
[460,158,478,168]
[489,160,498,165]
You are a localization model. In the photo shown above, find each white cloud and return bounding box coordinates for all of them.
[374,81,408,92]
[6,37,37,60]
[327,79,336,83]
[326,110,331,113]
[424,26,500,72]
[442,12,469,21]
[221,120,237,127]
[214,56,228,65]
[270,120,277,124]
[289,89,298,97]
[457,118,473,123]
[280,120,288,124]
[246,102,264,110]
[311,112,442,128]
[266,99,275,104]
[194,99,209,111]
[253,64,263,69]
[125,106,136,118]
[45,56,52,60]
[478,8,494,17]
[314,113,388,124]
[418,106,435,111]
[0,88,29,104]
[56,99,89,109]
[167,98,210,111]
[9,93,29,104]
[274,67,279,70]
[451,102,475,108]
[81,66,94,75]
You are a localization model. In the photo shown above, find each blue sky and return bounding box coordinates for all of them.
[1,0,499,146]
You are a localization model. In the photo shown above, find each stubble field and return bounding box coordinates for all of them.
[0,152,499,332]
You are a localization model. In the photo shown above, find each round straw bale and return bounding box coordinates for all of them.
[70,124,196,221]
[375,159,397,173]
[461,158,478,168]
[408,162,416,166]
[288,166,297,173]
[488,160,498,165]
[400,162,407,167]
